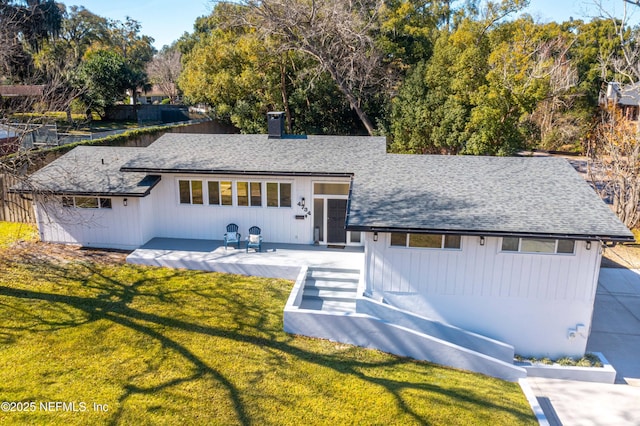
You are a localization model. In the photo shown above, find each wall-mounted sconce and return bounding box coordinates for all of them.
[373,232,379,242]
[586,241,591,250]
[479,236,485,246]
[123,198,128,207]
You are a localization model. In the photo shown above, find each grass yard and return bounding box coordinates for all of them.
[0,222,38,248]
[0,225,536,425]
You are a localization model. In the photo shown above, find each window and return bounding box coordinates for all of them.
[391,233,461,250]
[207,181,233,206]
[62,196,112,209]
[220,181,232,205]
[313,182,350,195]
[237,182,248,206]
[178,180,203,205]
[267,182,292,207]
[409,234,441,248]
[390,233,407,246]
[208,181,220,205]
[237,181,262,207]
[501,238,575,254]
[250,182,262,206]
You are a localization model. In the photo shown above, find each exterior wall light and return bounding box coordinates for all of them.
[479,236,485,246]
[123,198,128,207]
[586,241,591,250]
[373,232,379,242]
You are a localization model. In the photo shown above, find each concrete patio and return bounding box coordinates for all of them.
[126,238,365,280]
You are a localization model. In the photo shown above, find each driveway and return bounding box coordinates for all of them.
[527,268,640,425]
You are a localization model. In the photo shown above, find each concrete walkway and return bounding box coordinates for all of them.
[528,268,640,425]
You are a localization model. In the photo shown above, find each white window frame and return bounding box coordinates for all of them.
[236,181,263,207]
[62,196,112,209]
[266,182,292,208]
[500,237,575,255]
[389,233,462,250]
[207,180,233,206]
[178,179,204,205]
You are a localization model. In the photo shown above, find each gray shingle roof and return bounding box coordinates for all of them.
[13,146,160,196]
[17,133,634,241]
[346,154,633,241]
[121,133,387,175]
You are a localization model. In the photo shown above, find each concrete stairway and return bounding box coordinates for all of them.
[298,267,360,313]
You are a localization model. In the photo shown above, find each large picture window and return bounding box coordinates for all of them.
[390,233,461,250]
[501,237,575,254]
[178,180,203,205]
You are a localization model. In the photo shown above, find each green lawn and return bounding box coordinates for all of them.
[0,227,536,425]
[0,222,38,248]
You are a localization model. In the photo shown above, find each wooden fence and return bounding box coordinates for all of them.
[0,173,35,223]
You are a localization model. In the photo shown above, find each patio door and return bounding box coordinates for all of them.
[313,181,360,246]
[327,199,347,244]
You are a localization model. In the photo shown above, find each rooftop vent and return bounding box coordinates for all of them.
[267,111,285,139]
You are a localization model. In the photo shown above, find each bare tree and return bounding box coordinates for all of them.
[584,1,640,230]
[146,46,182,104]
[588,103,640,228]
[235,0,389,136]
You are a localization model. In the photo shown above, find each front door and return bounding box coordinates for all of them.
[327,199,347,244]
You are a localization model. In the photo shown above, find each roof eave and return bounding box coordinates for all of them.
[119,167,353,177]
[345,225,635,243]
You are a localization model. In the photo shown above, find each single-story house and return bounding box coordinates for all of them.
[601,81,640,120]
[13,112,633,362]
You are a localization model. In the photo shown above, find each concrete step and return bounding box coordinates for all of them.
[307,267,360,280]
[305,278,358,291]
[303,288,357,301]
[298,298,356,313]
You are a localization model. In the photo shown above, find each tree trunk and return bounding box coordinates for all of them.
[280,61,292,133]
[321,57,376,136]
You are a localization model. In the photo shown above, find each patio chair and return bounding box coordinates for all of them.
[246,226,263,252]
[224,223,241,249]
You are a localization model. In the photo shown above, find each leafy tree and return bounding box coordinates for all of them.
[75,49,130,118]
[178,10,280,132]
[0,0,62,81]
[240,0,389,136]
[390,17,490,154]
[90,17,156,104]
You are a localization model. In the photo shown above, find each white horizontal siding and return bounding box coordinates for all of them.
[364,233,603,357]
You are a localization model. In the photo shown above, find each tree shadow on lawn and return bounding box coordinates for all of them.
[0,255,533,425]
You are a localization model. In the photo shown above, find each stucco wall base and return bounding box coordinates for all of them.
[283,309,526,382]
[356,297,515,362]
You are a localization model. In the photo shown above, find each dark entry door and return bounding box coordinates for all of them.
[327,199,347,244]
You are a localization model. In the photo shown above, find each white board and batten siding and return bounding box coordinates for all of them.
[35,174,352,249]
[35,196,147,250]
[364,232,603,358]
[135,174,354,245]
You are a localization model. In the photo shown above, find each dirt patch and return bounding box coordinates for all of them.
[1,240,129,265]
[601,243,640,269]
